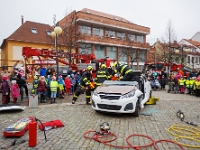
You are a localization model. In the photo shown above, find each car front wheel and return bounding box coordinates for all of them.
[133,100,140,117]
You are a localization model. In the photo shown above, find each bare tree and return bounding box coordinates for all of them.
[58,10,85,67]
[156,20,177,74]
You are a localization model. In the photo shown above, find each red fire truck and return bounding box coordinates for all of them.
[22,47,115,78]
[144,62,184,73]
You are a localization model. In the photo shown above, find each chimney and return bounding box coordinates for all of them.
[21,15,24,25]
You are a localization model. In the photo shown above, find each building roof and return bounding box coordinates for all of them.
[184,39,200,47]
[80,8,130,23]
[1,21,55,48]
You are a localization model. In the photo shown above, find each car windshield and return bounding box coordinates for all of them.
[102,80,138,87]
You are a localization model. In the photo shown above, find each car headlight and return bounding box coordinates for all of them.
[121,90,135,99]
[93,90,99,97]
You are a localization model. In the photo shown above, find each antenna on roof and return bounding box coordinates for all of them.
[21,15,24,25]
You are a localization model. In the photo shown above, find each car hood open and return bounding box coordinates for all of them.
[96,86,135,95]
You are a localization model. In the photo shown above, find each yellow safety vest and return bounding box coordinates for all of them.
[179,79,185,86]
[189,80,195,88]
[185,80,190,88]
[195,81,200,89]
[50,81,58,92]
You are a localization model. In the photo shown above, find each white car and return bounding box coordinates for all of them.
[91,75,152,117]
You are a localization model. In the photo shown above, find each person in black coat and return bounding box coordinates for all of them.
[16,74,28,101]
[160,75,166,90]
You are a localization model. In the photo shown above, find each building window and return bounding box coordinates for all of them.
[79,25,91,34]
[46,30,51,36]
[93,27,103,36]
[117,32,126,40]
[119,48,128,63]
[94,45,105,59]
[192,48,196,53]
[80,43,92,54]
[196,57,198,63]
[192,57,194,64]
[106,29,115,38]
[129,49,137,69]
[128,34,135,42]
[137,36,144,43]
[187,56,190,63]
[107,46,117,60]
[139,50,146,62]
[31,28,38,34]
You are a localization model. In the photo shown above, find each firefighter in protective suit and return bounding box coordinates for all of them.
[112,61,134,81]
[72,66,93,104]
[96,64,110,87]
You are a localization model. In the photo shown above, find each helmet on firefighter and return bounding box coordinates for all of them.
[101,64,106,69]
[112,61,118,67]
[86,66,93,71]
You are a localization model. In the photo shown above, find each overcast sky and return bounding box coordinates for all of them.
[1,0,200,46]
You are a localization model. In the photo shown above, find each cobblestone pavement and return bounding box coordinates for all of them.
[0,88,200,150]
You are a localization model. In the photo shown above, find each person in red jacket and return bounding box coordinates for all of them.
[64,75,72,95]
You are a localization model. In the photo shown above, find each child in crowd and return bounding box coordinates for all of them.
[179,76,185,94]
[10,80,20,103]
[38,76,47,103]
[64,75,72,95]
[58,75,65,98]
[70,74,76,95]
[1,76,10,104]
[32,75,39,94]
[160,75,166,90]
[18,67,25,79]
[46,75,52,99]
[50,76,58,104]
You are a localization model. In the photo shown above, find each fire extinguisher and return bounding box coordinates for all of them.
[28,117,47,147]
[28,121,37,147]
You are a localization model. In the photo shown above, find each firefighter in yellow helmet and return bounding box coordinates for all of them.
[112,61,134,81]
[96,64,110,87]
[72,66,93,104]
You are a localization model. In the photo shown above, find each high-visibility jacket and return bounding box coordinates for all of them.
[50,81,58,92]
[179,79,185,86]
[96,68,110,86]
[189,79,195,88]
[116,64,133,76]
[33,79,38,89]
[79,72,92,87]
[194,81,200,90]
[185,79,190,88]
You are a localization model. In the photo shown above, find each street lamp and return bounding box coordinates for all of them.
[175,45,190,64]
[51,26,62,79]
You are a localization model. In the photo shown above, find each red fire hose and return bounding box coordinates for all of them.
[84,130,184,150]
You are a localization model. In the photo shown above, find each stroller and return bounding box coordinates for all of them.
[167,82,179,94]
[150,77,161,91]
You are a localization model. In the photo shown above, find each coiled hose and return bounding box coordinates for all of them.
[84,130,184,150]
[168,124,200,148]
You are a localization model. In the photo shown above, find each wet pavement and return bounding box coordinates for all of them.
[0,87,200,149]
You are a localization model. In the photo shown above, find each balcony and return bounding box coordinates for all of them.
[79,34,150,49]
